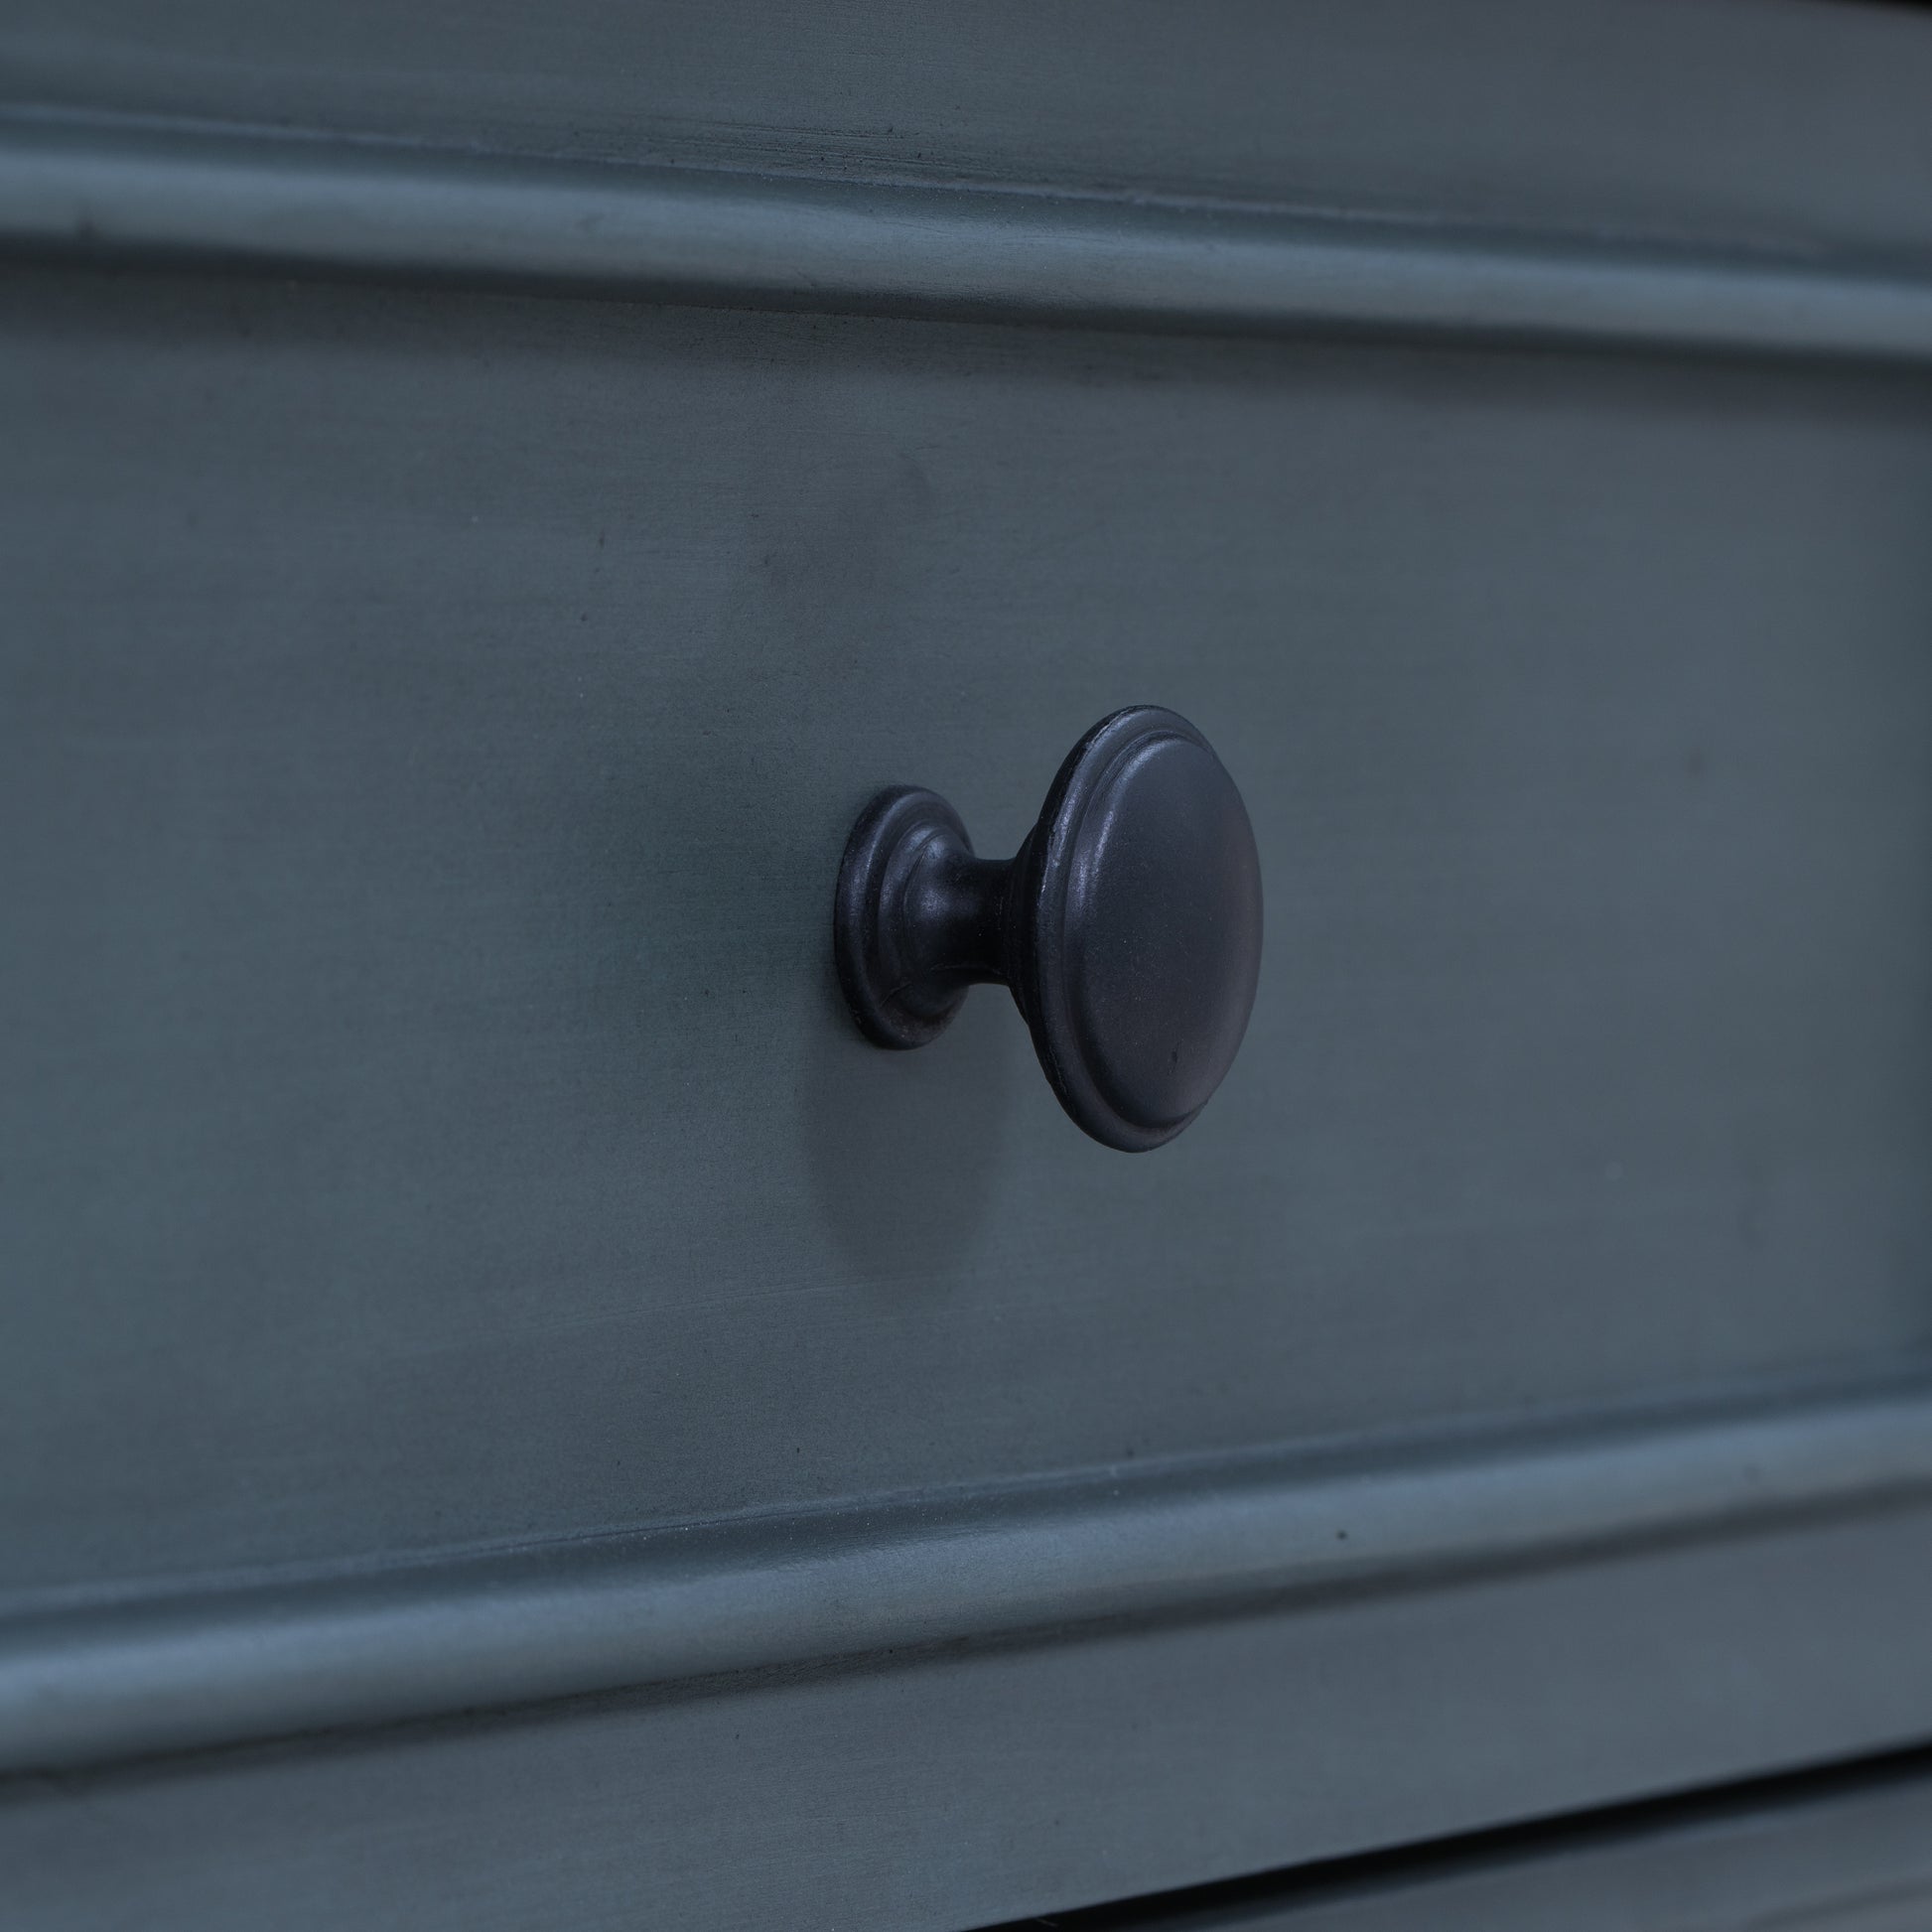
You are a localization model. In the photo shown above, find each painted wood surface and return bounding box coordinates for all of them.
[983,1754,1932,1931]
[5,3,1932,1923]
[10,1510,1932,1929]
[5,266,1929,1595]
[7,0,1932,261]
[9,120,1932,365]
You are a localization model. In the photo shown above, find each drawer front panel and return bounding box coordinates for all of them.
[5,267,1931,1588]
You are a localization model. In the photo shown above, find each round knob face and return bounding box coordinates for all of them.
[1018,709,1263,1151]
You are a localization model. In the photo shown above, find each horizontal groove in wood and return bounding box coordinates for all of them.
[981,1747,1932,1932]
[3,1379,1931,1776]
[5,116,1932,362]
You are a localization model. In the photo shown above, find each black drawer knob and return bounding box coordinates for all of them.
[834,707,1262,1151]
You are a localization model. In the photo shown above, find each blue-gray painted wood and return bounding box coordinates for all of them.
[5,265,1930,1599]
[10,1509,1932,1929]
[7,2,1932,1923]
[5,1377,1929,1775]
[5,237,1932,1927]
[8,0,1932,265]
[998,1759,1932,1931]
[8,119,1932,364]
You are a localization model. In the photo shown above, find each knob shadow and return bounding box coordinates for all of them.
[800,955,1015,1285]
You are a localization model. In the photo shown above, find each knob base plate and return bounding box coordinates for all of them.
[833,785,976,1050]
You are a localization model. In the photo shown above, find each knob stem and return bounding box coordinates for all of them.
[902,837,1013,991]
[835,786,1007,1047]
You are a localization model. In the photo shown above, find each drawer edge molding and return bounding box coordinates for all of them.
[3,1377,1931,1777]
[5,114,1932,364]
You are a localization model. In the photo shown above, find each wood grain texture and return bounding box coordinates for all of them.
[10,1508,1932,1930]
[6,1376,1930,1774]
[4,265,1931,1598]
[8,14,1932,1902]
[5,1,1932,261]
[6,258,1932,1589]
[9,119,1932,365]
